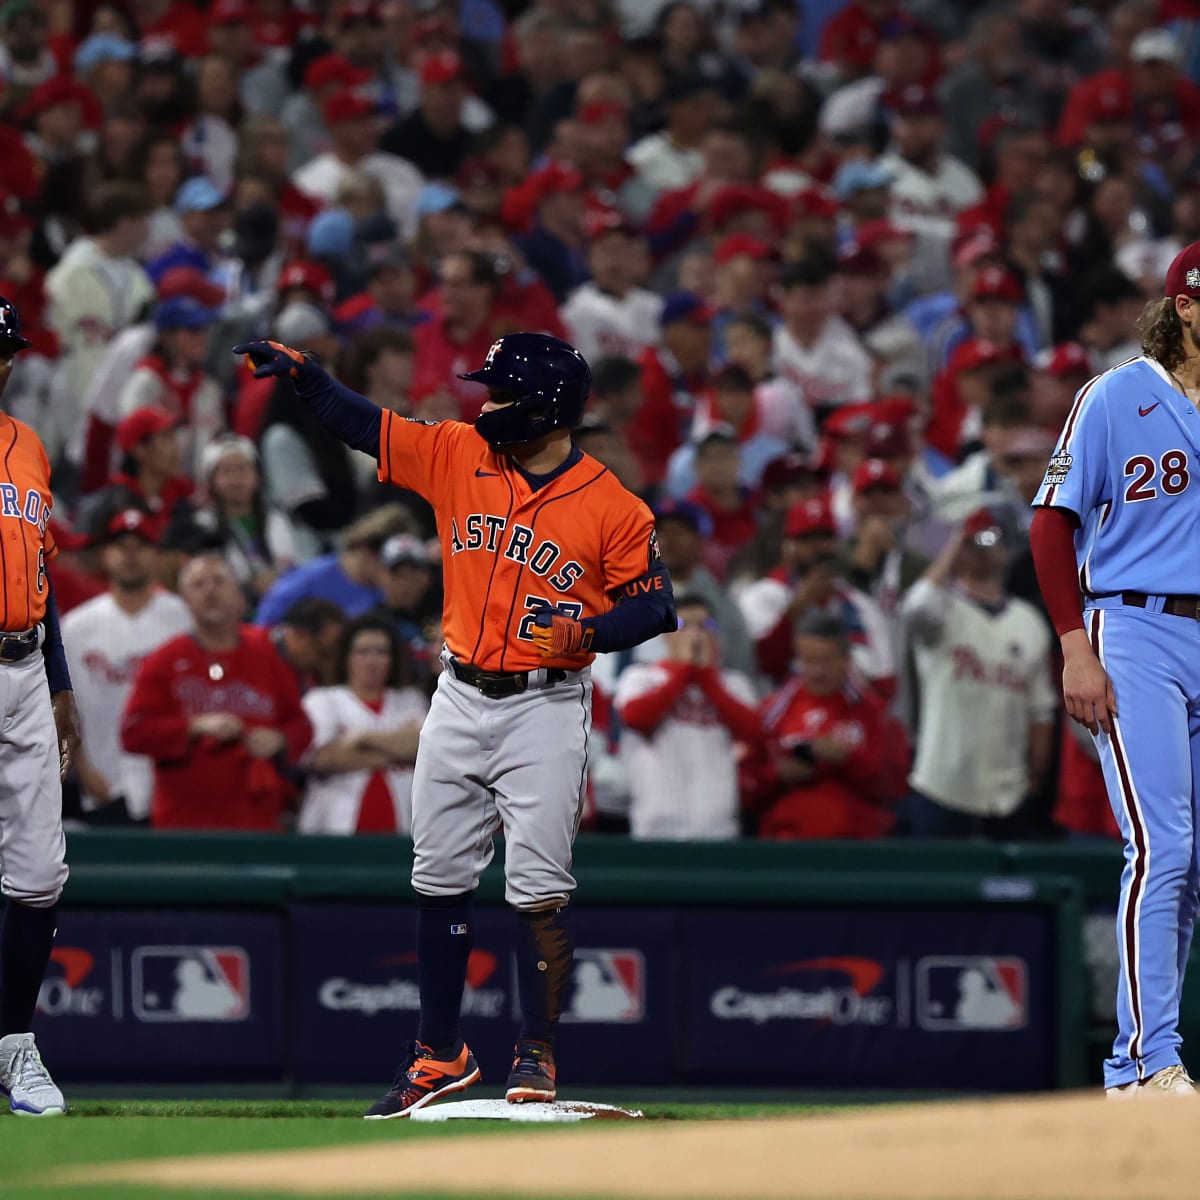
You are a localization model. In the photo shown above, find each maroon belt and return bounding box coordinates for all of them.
[1122,592,1200,620]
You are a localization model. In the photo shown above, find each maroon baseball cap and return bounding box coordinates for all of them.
[1164,241,1200,298]
[210,0,251,24]
[323,87,375,125]
[883,84,942,117]
[761,452,825,491]
[963,506,1003,546]
[971,267,1023,304]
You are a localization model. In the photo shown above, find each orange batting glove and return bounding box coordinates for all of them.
[233,339,307,379]
[531,607,593,658]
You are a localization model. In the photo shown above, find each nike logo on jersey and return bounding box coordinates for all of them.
[1139,403,1161,416]
[475,468,499,477]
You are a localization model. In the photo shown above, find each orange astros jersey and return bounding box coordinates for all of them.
[379,411,659,672]
[0,413,57,632]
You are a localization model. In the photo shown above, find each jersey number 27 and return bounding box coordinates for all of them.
[517,595,583,641]
[1124,450,1191,503]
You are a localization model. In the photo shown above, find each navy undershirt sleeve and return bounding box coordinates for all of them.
[41,580,71,694]
[291,359,383,456]
[581,560,677,653]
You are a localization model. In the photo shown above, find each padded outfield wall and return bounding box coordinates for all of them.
[31,832,1157,1091]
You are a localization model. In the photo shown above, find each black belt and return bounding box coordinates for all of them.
[0,627,39,663]
[449,658,568,699]
[1122,592,1200,620]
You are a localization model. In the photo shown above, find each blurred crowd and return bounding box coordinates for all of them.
[14,0,1187,839]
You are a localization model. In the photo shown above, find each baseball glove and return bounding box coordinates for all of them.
[531,607,593,658]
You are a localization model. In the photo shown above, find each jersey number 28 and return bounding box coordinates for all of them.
[1124,450,1191,503]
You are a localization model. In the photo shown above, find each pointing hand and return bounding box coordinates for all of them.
[233,340,308,380]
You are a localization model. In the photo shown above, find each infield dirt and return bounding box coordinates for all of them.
[59,1092,1190,1199]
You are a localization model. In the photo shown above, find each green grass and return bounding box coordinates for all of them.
[65,1098,825,1120]
[0,1099,829,1200]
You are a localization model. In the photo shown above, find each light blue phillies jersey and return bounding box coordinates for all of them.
[1033,355,1200,595]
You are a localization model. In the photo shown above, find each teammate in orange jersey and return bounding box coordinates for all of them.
[235,332,677,1118]
[0,296,81,1117]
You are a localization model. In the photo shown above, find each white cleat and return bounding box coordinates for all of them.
[1106,1065,1197,1100]
[1143,1064,1196,1096]
[0,1033,66,1117]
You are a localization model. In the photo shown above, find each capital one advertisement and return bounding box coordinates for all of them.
[289,904,677,1085]
[34,909,286,1081]
[680,907,1056,1090]
[31,901,1058,1088]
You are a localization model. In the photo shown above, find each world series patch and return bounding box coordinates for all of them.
[1043,451,1072,486]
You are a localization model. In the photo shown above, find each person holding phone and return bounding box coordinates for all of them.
[754,611,906,839]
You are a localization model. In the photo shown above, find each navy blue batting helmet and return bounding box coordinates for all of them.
[460,333,591,448]
[0,295,31,354]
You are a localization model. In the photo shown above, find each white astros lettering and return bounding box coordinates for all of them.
[0,483,50,532]
[447,514,585,590]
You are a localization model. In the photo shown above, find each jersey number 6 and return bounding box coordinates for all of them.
[518,595,583,641]
[1124,449,1191,503]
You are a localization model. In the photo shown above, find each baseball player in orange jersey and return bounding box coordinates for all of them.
[0,296,82,1117]
[236,331,677,1117]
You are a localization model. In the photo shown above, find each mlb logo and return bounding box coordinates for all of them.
[131,947,250,1023]
[563,950,644,1023]
[915,956,1026,1032]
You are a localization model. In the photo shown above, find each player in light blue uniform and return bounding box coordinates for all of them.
[1030,243,1200,1096]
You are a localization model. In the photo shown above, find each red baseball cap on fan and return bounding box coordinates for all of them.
[100,508,160,546]
[822,403,876,443]
[971,267,1023,304]
[853,458,902,494]
[1164,241,1200,298]
[157,266,224,308]
[420,51,465,87]
[1034,341,1095,378]
[278,260,335,305]
[963,506,1003,546]
[947,337,1024,376]
[116,407,181,453]
[785,493,836,538]
[713,233,773,266]
[323,87,375,124]
[304,54,371,91]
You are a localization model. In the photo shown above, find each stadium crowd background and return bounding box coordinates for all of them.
[7,0,1192,840]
